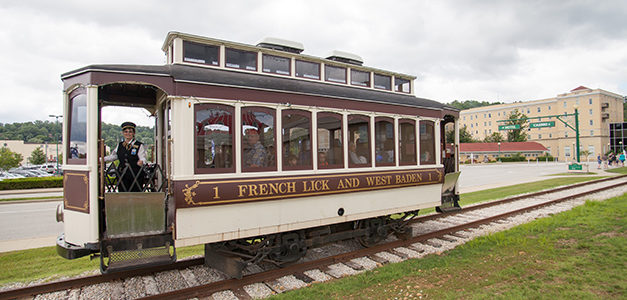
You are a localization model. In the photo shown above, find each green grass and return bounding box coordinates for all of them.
[549,172,597,176]
[606,166,627,174]
[0,175,614,286]
[274,194,627,299]
[0,196,63,202]
[418,176,605,216]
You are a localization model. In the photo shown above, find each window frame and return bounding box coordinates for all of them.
[295,59,321,80]
[67,90,87,165]
[225,47,258,71]
[262,54,291,76]
[374,117,396,167]
[194,103,236,174]
[419,120,436,165]
[348,114,371,168]
[182,41,220,66]
[350,69,371,87]
[282,109,313,171]
[373,73,392,90]
[395,77,411,93]
[241,106,277,172]
[324,64,347,84]
[316,112,344,169]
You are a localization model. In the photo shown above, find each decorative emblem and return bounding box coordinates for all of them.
[183,181,201,205]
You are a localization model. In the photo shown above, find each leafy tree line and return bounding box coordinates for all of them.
[0,121,62,143]
[0,121,155,168]
[447,100,503,110]
[0,121,154,150]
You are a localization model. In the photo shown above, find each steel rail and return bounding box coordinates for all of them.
[141,178,627,300]
[2,174,624,299]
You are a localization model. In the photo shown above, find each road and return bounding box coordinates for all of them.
[0,161,603,252]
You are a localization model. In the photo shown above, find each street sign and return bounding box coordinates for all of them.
[529,121,555,128]
[568,163,583,171]
[498,124,520,130]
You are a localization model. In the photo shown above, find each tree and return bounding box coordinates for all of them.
[447,100,503,110]
[505,109,528,142]
[445,125,477,143]
[484,132,505,143]
[0,147,23,171]
[29,146,46,165]
[579,150,591,162]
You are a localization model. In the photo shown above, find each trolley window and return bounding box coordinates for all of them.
[348,115,371,167]
[225,48,257,71]
[420,120,436,165]
[325,65,346,84]
[399,119,416,165]
[375,117,395,166]
[183,41,219,66]
[262,54,290,75]
[395,77,411,93]
[68,93,87,164]
[317,112,343,169]
[374,73,391,90]
[282,110,312,170]
[195,104,234,173]
[242,107,276,172]
[295,60,320,80]
[351,69,370,87]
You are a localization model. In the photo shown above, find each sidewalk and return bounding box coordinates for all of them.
[459,162,620,193]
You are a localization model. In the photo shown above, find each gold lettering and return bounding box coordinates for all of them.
[213,186,220,199]
[395,175,403,184]
[365,176,375,186]
[303,181,312,192]
[269,182,279,195]
[286,181,296,193]
[337,179,345,189]
[249,184,259,196]
[259,183,268,196]
[238,185,247,197]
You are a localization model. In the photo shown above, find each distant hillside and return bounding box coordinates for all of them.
[447,100,502,110]
[0,121,154,152]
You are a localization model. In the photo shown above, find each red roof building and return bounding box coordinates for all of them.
[459,142,548,162]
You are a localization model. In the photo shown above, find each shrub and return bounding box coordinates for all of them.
[497,153,526,162]
[0,177,63,190]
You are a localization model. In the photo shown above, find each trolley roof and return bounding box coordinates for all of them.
[61,63,459,117]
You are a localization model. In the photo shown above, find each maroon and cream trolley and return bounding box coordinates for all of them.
[56,32,461,277]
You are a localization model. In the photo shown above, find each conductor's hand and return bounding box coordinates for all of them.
[137,161,144,167]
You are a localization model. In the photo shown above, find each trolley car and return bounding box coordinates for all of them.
[56,32,461,278]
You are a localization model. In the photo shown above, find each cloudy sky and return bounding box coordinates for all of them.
[1,0,625,126]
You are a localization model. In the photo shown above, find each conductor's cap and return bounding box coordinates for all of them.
[121,122,136,131]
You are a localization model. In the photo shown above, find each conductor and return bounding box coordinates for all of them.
[105,122,147,192]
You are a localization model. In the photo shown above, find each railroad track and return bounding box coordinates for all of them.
[3,175,626,299]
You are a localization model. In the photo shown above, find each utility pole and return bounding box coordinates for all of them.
[49,114,62,175]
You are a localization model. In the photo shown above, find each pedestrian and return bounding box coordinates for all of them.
[597,153,602,169]
[620,152,625,167]
[602,153,608,169]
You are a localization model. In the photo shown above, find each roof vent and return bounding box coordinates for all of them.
[257,37,304,54]
[326,50,363,66]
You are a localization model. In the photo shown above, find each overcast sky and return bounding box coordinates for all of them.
[1,0,625,126]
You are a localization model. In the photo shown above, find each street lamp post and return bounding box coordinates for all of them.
[49,114,62,175]
[498,142,501,162]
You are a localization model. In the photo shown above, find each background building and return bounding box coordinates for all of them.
[1,140,61,164]
[460,142,548,163]
[460,86,624,161]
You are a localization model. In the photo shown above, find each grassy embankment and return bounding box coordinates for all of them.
[0,174,616,286]
[276,194,626,299]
